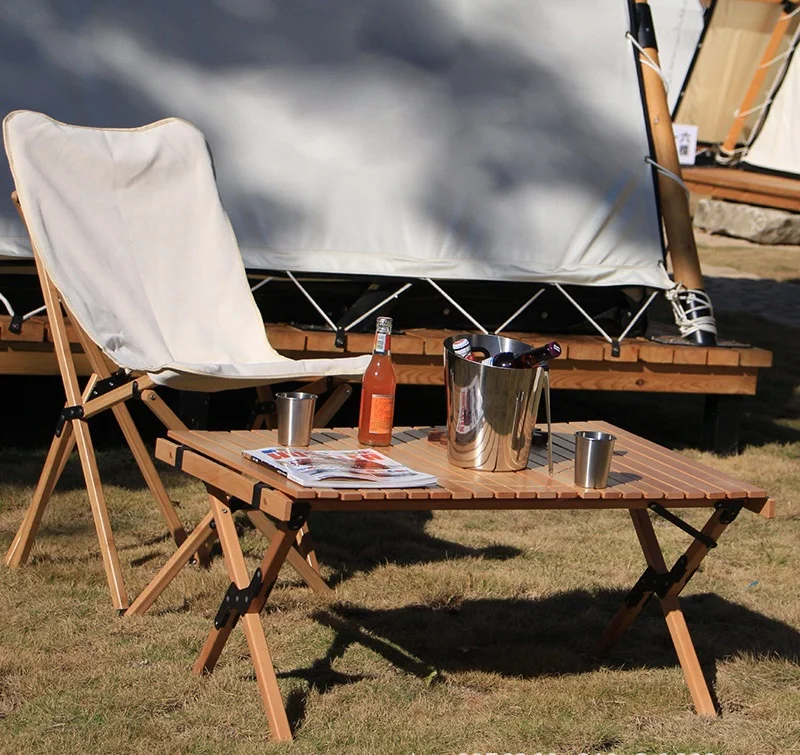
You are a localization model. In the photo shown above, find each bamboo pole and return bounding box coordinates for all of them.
[635,0,716,345]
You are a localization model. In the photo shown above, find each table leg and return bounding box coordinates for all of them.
[629,509,716,716]
[193,488,306,741]
[246,511,333,597]
[596,503,739,657]
[125,511,217,616]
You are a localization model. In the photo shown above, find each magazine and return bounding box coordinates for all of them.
[242,446,438,489]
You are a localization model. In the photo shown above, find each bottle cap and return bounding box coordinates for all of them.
[376,316,393,334]
[452,337,471,357]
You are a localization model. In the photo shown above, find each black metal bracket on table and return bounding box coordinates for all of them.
[625,555,689,607]
[214,567,263,629]
[212,503,310,630]
[647,502,718,549]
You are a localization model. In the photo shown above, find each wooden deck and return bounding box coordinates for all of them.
[684,166,800,213]
[0,316,772,397]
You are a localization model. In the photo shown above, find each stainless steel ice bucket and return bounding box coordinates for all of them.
[444,334,545,472]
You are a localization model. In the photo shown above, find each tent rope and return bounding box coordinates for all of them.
[625,32,669,94]
[644,156,690,198]
[0,291,14,317]
[665,284,718,339]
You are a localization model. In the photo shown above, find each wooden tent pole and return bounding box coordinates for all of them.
[635,0,717,345]
[720,2,798,158]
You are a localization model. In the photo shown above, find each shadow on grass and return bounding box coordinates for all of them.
[275,591,800,732]
[305,510,522,586]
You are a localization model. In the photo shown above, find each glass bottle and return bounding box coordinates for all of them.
[358,316,397,446]
[487,341,562,368]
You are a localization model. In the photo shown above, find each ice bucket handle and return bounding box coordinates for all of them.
[511,390,526,461]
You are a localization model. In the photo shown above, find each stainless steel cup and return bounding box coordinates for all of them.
[573,431,616,488]
[276,392,317,446]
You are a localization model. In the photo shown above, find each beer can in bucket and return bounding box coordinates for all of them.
[443,334,545,472]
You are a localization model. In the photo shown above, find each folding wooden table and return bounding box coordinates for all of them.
[129,422,773,741]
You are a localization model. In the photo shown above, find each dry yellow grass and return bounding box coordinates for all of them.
[0,433,798,755]
[1,239,798,754]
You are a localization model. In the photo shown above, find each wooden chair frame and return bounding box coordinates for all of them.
[3,194,333,610]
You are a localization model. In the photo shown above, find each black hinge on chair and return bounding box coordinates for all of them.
[8,314,23,334]
[55,405,85,437]
[648,502,718,550]
[214,567,262,630]
[88,368,132,400]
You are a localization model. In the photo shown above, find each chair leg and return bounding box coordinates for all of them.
[251,386,277,430]
[125,511,217,616]
[111,402,188,546]
[72,419,129,611]
[246,511,333,597]
[4,422,76,567]
[313,382,352,428]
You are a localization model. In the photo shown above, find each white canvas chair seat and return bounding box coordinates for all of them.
[2,110,368,610]
[3,111,370,389]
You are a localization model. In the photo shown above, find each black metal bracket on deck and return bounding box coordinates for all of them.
[8,314,23,334]
[334,327,347,350]
[610,340,621,358]
[88,369,131,400]
[625,554,688,607]
[55,405,84,437]
[214,567,263,630]
[648,502,718,549]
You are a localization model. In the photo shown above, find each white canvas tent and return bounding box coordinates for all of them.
[650,0,707,111]
[674,0,800,171]
[742,28,800,175]
[1,0,688,341]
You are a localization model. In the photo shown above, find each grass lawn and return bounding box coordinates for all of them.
[1,244,799,754]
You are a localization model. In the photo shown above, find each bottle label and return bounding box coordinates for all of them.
[375,333,388,354]
[368,394,395,434]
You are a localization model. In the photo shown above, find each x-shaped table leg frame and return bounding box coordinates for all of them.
[126,490,330,617]
[192,487,308,741]
[595,500,744,715]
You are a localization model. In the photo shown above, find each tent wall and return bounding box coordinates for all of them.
[743,43,800,175]
[674,0,799,146]
[650,0,707,111]
[0,1,670,290]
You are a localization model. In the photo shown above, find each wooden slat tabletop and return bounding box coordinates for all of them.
[164,422,771,515]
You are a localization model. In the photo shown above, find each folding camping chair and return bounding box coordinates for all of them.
[2,110,371,610]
